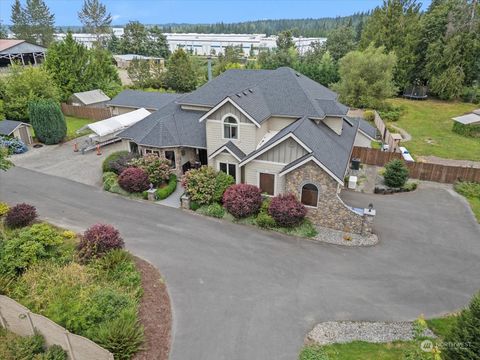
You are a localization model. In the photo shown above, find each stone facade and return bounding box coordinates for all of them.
[285,161,370,235]
[139,146,197,177]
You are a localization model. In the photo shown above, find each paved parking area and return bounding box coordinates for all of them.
[12,136,124,187]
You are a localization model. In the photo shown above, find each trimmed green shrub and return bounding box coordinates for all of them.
[197,203,225,218]
[94,309,144,360]
[223,184,263,218]
[0,223,64,275]
[256,212,276,229]
[77,224,124,263]
[102,151,130,173]
[383,159,409,188]
[28,99,66,145]
[181,166,217,205]
[129,155,172,186]
[402,181,418,192]
[118,167,150,193]
[452,121,480,138]
[214,170,235,202]
[364,110,375,122]
[268,194,307,227]
[5,203,37,228]
[190,201,201,211]
[102,172,118,191]
[155,174,177,200]
[443,291,480,360]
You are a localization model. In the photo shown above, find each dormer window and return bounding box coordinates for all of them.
[223,116,238,139]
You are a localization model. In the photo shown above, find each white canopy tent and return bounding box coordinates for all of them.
[78,108,151,137]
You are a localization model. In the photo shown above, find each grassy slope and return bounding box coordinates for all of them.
[387,99,479,161]
[300,315,456,360]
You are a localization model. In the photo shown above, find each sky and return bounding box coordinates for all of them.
[0,0,432,26]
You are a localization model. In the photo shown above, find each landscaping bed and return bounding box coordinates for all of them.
[0,202,171,360]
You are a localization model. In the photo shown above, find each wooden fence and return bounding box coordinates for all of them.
[352,147,480,183]
[374,110,401,152]
[0,295,114,360]
[61,103,112,121]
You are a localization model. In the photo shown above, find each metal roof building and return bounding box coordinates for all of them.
[0,39,46,67]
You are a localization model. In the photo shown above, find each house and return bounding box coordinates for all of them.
[118,67,376,234]
[70,89,111,108]
[0,39,46,68]
[0,120,33,145]
[113,54,164,69]
[107,90,182,115]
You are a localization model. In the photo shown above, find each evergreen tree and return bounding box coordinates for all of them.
[11,0,55,46]
[331,45,397,108]
[85,47,122,97]
[443,291,480,360]
[276,30,296,50]
[119,21,149,55]
[165,49,198,92]
[325,26,357,61]
[28,99,66,145]
[78,0,112,44]
[147,26,170,58]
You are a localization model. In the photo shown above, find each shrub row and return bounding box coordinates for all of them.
[156,174,177,200]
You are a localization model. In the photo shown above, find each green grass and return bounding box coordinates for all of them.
[386,98,479,161]
[454,182,480,223]
[65,116,93,141]
[426,315,458,338]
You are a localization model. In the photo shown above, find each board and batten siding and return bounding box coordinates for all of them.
[257,137,307,163]
[209,102,251,123]
[244,160,286,195]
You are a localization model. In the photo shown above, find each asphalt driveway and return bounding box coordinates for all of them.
[1,168,479,360]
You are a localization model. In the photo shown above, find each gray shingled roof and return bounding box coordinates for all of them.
[107,90,183,110]
[72,89,110,105]
[0,120,30,136]
[241,116,359,181]
[354,117,377,139]
[182,67,347,122]
[117,98,206,149]
[211,141,246,160]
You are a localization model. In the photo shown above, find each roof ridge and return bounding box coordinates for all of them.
[287,68,326,117]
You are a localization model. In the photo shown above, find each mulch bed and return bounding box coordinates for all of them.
[133,257,172,360]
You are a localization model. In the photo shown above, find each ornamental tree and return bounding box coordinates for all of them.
[28,99,67,145]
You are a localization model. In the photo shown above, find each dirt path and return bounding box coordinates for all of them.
[389,124,412,141]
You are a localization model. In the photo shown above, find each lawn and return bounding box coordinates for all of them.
[454,182,480,223]
[65,116,93,140]
[386,98,479,161]
[300,315,456,360]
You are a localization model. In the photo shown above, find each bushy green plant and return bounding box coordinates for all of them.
[454,182,480,199]
[402,181,418,192]
[102,171,118,191]
[256,212,276,229]
[383,159,409,188]
[198,203,225,218]
[155,174,177,200]
[102,151,130,173]
[0,223,64,275]
[214,171,235,202]
[452,122,480,138]
[129,154,172,186]
[190,201,201,211]
[28,100,66,145]
[6,332,44,359]
[364,110,375,122]
[41,345,68,360]
[443,291,480,360]
[94,309,144,360]
[181,166,217,205]
[0,202,9,216]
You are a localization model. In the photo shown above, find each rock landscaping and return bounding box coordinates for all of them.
[306,321,435,346]
[314,225,378,246]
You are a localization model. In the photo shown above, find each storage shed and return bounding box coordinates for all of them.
[0,120,33,145]
[70,89,111,108]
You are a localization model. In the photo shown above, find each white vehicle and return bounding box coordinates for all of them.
[399,147,415,162]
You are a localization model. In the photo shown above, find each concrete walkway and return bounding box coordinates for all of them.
[1,168,479,360]
[156,182,184,208]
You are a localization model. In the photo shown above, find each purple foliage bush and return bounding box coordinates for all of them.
[5,203,37,228]
[118,167,150,193]
[222,184,263,218]
[77,223,124,262]
[268,194,307,227]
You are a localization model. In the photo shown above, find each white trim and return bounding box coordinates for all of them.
[198,97,260,127]
[239,133,312,166]
[250,159,287,166]
[257,171,277,196]
[279,155,344,185]
[217,161,240,184]
[208,144,243,162]
[221,113,240,140]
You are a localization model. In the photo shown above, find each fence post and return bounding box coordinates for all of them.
[64,330,76,360]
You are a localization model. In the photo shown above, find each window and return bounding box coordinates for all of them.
[219,162,236,181]
[301,184,318,207]
[223,116,238,139]
[259,173,275,196]
[165,150,176,168]
[145,149,160,156]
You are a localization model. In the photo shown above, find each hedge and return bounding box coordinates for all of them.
[102,151,130,173]
[155,174,177,200]
[452,121,480,138]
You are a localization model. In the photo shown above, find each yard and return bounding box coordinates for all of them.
[65,116,93,140]
[386,99,479,161]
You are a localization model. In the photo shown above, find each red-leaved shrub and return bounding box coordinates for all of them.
[5,203,37,228]
[268,194,307,227]
[77,223,124,262]
[222,184,262,218]
[118,167,150,193]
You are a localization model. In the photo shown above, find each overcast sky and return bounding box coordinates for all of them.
[0,0,432,26]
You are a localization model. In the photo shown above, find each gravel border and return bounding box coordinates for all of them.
[314,226,378,246]
[306,321,435,345]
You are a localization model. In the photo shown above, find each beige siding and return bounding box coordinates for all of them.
[255,116,297,144]
[322,116,343,135]
[211,152,240,183]
[120,139,131,151]
[206,120,257,156]
[354,131,372,148]
[257,137,307,163]
[244,160,286,195]
[209,102,252,123]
